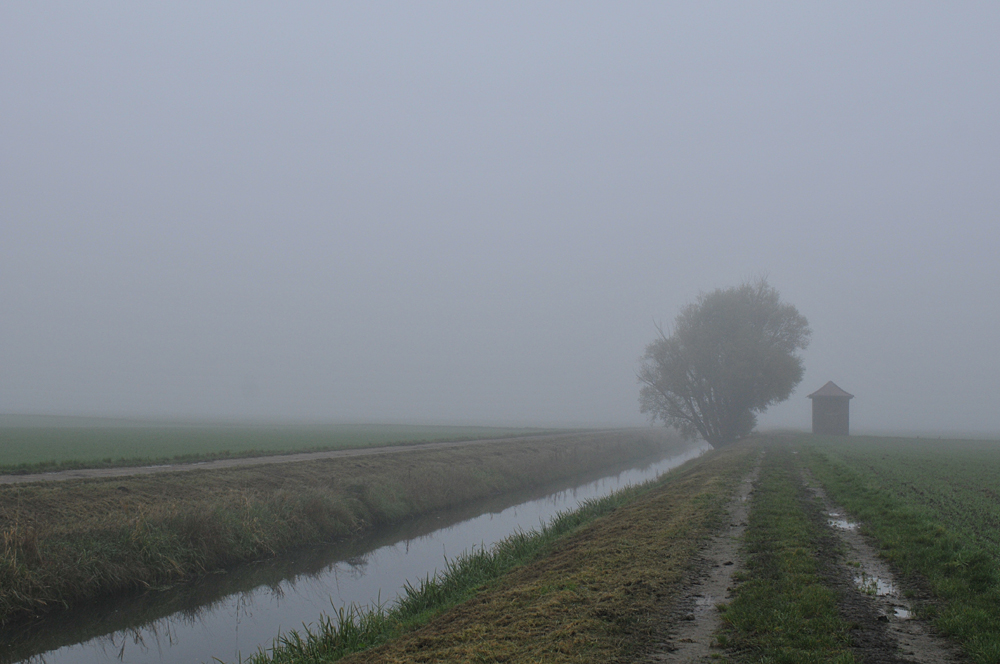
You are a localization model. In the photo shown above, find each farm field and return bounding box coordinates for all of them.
[0,416,559,473]
[803,435,1000,557]
[801,435,1000,663]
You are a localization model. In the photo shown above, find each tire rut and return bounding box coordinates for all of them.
[645,451,763,662]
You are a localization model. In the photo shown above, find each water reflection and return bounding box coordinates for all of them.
[854,572,897,597]
[0,442,707,664]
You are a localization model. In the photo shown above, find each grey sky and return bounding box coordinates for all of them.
[2,2,998,433]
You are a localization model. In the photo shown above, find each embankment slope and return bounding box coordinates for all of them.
[0,428,677,625]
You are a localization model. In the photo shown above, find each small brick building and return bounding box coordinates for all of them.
[807,381,854,436]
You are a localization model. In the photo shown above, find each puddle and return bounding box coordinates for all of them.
[855,572,897,596]
[894,606,912,619]
[829,518,859,531]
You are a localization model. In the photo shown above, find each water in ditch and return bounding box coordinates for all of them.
[1,441,708,664]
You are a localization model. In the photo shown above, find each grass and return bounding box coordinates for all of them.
[719,443,857,664]
[240,443,754,663]
[801,435,1000,663]
[0,422,564,474]
[0,429,672,626]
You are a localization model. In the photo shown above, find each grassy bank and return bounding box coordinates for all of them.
[802,435,1000,663]
[242,443,753,663]
[0,422,560,475]
[0,429,670,625]
[720,443,856,663]
[244,484,654,664]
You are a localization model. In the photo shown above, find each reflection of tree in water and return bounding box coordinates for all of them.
[1,443,703,664]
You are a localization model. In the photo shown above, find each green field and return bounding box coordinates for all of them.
[0,416,562,473]
[804,435,1000,556]
[802,435,1000,662]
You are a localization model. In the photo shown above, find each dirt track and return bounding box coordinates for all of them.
[0,431,606,485]
[649,451,762,662]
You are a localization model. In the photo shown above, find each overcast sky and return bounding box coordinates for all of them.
[2,2,998,434]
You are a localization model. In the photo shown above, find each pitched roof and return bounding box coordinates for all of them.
[807,381,854,399]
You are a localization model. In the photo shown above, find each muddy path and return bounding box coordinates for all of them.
[800,465,965,664]
[0,430,620,485]
[647,452,763,662]
[654,443,965,663]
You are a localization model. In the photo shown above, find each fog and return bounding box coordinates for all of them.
[2,3,998,434]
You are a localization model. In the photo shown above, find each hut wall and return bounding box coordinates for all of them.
[812,398,850,436]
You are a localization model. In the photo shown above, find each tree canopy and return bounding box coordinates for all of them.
[638,278,810,447]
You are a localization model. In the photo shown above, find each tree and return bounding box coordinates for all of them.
[638,278,810,447]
